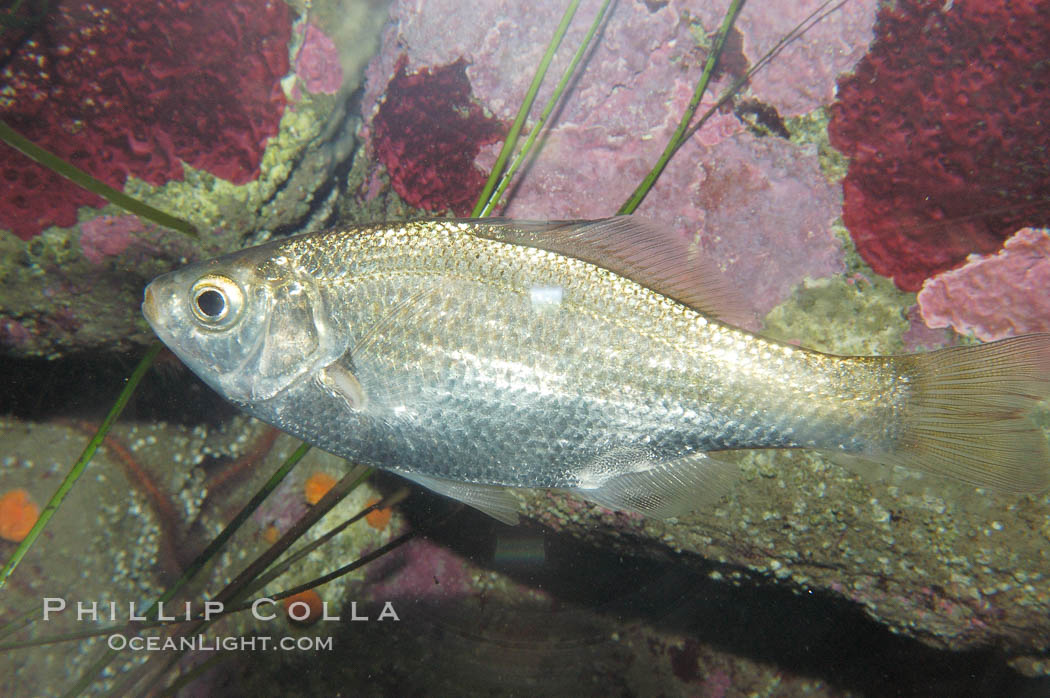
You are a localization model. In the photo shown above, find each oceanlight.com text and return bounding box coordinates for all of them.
[107,634,334,652]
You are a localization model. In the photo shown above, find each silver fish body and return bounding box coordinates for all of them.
[143,218,1050,522]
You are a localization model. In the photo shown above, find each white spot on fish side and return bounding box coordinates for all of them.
[529,285,563,311]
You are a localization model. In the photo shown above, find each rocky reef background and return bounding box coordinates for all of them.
[2,0,1050,695]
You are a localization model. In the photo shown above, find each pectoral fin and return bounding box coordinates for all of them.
[395,471,521,525]
[574,451,739,519]
[320,359,368,411]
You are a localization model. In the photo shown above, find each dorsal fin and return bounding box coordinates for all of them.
[471,216,752,325]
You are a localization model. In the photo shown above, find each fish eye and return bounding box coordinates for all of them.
[190,275,244,327]
[196,289,225,317]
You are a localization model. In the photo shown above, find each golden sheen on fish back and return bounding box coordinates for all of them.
[142,218,1050,524]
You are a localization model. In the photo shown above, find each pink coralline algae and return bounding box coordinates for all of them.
[829,0,1050,292]
[0,319,31,349]
[295,23,344,95]
[361,0,875,320]
[660,132,844,322]
[917,227,1050,341]
[900,305,954,353]
[371,58,507,215]
[732,0,879,116]
[362,0,877,132]
[364,538,475,601]
[0,0,292,241]
[699,669,732,698]
[79,215,149,265]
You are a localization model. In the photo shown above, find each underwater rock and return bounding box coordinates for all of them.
[78,215,155,266]
[0,0,388,358]
[521,447,1050,667]
[371,58,507,215]
[295,23,345,96]
[917,227,1050,341]
[669,131,845,321]
[0,220,202,357]
[359,0,871,320]
[829,0,1050,292]
[760,272,913,355]
[364,537,481,602]
[0,415,396,696]
[11,1,1049,686]
[729,0,879,116]
[901,305,956,353]
[0,0,293,241]
[0,419,176,696]
[361,0,878,133]
[227,528,857,696]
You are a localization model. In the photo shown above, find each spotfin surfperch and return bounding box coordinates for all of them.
[142,217,1050,524]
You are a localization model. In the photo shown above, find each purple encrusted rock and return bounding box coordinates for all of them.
[79,215,151,265]
[295,23,344,95]
[917,227,1050,341]
[360,0,877,321]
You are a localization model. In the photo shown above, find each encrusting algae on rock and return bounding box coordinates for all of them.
[364,497,393,531]
[0,488,39,543]
[303,471,339,505]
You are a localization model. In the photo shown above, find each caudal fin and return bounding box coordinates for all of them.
[884,334,1050,493]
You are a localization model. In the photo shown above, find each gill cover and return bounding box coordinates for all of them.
[145,253,344,406]
[233,277,341,402]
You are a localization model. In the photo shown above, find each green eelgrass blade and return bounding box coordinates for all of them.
[241,487,409,599]
[107,464,371,696]
[471,0,582,218]
[159,441,314,607]
[0,341,163,593]
[618,0,746,215]
[65,441,312,697]
[681,0,847,146]
[0,605,36,642]
[478,0,612,217]
[0,120,198,239]
[0,498,418,655]
[232,528,417,612]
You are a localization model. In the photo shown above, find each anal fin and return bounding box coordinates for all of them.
[574,452,739,519]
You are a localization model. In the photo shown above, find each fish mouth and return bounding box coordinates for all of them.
[142,283,160,328]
